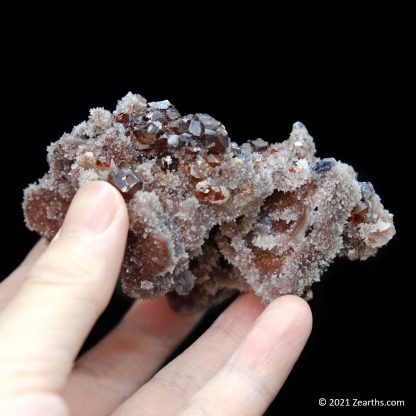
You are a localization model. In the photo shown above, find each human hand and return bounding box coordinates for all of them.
[0,181,312,416]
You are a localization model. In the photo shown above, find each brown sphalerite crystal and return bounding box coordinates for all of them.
[23,92,395,312]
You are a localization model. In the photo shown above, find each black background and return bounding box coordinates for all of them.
[1,19,413,414]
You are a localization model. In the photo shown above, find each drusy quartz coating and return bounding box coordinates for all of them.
[23,93,395,312]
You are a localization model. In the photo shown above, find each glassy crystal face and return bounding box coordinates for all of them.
[23,93,395,312]
[110,168,140,193]
[314,158,335,173]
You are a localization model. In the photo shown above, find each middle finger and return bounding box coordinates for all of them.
[63,296,202,416]
[112,293,265,416]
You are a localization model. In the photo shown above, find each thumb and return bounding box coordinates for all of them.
[0,181,128,410]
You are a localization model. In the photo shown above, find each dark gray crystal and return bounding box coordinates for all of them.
[175,271,195,295]
[189,120,203,136]
[110,168,140,193]
[360,181,375,200]
[314,158,335,173]
[197,113,221,130]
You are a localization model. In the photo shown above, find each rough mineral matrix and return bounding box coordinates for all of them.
[23,93,395,312]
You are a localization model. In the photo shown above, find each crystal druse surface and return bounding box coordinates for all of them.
[23,93,395,312]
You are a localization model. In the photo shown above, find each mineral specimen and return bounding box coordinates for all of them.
[23,93,395,312]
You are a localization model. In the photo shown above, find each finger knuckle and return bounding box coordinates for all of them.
[25,248,106,312]
[0,391,68,416]
[28,252,93,289]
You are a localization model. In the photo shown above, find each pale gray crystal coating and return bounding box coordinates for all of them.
[22,92,395,312]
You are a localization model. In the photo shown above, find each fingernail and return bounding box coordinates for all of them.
[62,181,118,233]
[51,228,61,242]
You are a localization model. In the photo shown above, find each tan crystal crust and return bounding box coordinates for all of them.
[23,93,395,312]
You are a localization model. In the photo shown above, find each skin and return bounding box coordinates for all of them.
[0,181,312,416]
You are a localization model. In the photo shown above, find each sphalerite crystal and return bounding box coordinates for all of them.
[23,92,395,312]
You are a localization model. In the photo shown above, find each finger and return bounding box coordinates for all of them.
[0,181,128,404]
[112,293,265,416]
[178,295,312,416]
[63,296,202,416]
[0,239,48,311]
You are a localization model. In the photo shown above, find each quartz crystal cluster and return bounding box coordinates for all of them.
[23,93,395,312]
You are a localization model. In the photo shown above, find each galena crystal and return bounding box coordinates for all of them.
[23,92,395,312]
